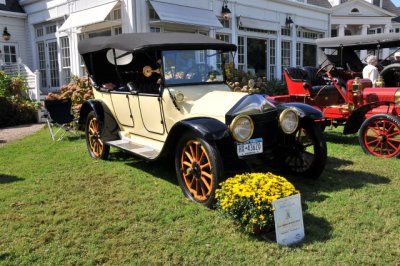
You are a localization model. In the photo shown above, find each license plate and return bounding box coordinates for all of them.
[237,138,263,156]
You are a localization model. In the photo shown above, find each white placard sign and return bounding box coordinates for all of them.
[272,194,304,246]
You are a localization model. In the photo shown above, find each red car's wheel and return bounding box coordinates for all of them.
[175,132,222,207]
[359,114,400,158]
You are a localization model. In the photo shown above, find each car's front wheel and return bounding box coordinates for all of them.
[85,111,110,160]
[175,132,223,207]
[359,114,400,158]
[282,121,327,179]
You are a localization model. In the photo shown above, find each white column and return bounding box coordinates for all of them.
[122,0,135,33]
[360,24,370,60]
[382,24,391,59]
[232,3,238,67]
[291,25,297,67]
[338,24,346,37]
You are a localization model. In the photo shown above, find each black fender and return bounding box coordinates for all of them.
[79,99,120,141]
[171,117,229,140]
[161,117,229,157]
[276,102,325,121]
[343,101,394,135]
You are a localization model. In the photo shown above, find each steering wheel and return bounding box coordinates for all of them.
[184,63,210,80]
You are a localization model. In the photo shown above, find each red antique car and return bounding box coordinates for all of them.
[268,33,400,158]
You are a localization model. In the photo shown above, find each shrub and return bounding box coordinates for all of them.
[0,72,40,128]
[0,96,38,128]
[216,172,299,233]
[46,75,93,113]
[224,64,286,95]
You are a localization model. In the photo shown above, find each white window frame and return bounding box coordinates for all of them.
[0,43,18,65]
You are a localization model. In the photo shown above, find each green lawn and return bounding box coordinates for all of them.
[0,127,399,265]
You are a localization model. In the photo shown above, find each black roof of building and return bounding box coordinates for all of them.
[383,0,400,16]
[0,0,24,13]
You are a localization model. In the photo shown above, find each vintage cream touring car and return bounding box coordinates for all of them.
[78,33,327,206]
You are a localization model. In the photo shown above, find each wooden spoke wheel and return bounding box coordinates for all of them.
[283,121,327,179]
[359,114,400,158]
[175,132,222,207]
[85,111,110,160]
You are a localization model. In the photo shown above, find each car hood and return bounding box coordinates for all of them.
[179,90,247,122]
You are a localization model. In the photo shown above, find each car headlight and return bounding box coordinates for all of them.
[279,109,299,134]
[230,115,254,143]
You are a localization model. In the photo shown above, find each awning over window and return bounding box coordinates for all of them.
[238,17,279,32]
[149,0,222,28]
[59,1,119,31]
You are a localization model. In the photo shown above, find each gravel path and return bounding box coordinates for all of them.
[0,124,45,147]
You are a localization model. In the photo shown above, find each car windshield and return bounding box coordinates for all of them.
[162,49,228,86]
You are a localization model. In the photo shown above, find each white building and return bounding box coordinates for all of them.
[16,0,331,94]
[0,0,29,69]
[324,0,400,59]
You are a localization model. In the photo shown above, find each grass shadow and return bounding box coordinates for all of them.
[0,252,15,261]
[324,129,359,146]
[109,150,178,185]
[286,156,390,203]
[0,174,24,184]
[253,213,332,244]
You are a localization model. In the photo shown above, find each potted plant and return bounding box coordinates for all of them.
[216,172,299,234]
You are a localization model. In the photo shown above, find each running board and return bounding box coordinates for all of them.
[106,139,160,160]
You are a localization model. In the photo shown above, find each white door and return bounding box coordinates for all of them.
[37,39,60,93]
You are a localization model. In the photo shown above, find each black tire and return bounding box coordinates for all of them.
[85,111,110,160]
[358,114,400,158]
[175,132,223,207]
[283,120,327,179]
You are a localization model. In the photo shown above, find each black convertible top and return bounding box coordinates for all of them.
[78,32,237,55]
[316,33,400,50]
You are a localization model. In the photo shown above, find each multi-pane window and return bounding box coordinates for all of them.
[45,25,57,34]
[216,34,231,69]
[36,28,44,38]
[281,41,291,78]
[37,42,47,88]
[269,39,276,80]
[216,34,230,43]
[60,37,71,84]
[237,36,245,70]
[281,28,291,36]
[114,27,122,35]
[296,43,301,67]
[3,45,17,64]
[48,42,60,87]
